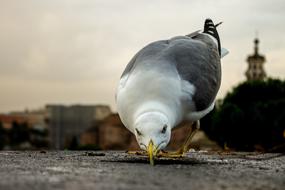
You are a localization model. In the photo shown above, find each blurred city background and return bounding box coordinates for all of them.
[0,0,284,152]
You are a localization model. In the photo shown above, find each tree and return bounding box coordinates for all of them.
[68,136,79,150]
[9,121,30,146]
[29,128,49,148]
[201,78,285,152]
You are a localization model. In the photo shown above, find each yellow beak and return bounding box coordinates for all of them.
[148,140,155,165]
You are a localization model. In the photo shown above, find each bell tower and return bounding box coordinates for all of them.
[245,38,266,81]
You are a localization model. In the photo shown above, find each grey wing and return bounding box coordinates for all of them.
[120,40,168,79]
[171,35,221,111]
[120,51,139,78]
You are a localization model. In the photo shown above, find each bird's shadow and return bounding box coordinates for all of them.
[102,155,207,165]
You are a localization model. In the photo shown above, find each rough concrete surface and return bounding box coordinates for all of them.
[0,151,284,190]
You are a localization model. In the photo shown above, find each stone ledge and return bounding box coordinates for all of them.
[0,151,284,190]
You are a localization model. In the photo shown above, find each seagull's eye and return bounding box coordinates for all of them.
[135,128,142,136]
[161,125,167,134]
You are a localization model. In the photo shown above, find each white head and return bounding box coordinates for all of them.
[134,112,171,162]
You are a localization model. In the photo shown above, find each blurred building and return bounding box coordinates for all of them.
[1,105,219,151]
[81,114,218,151]
[245,37,266,81]
[46,104,111,149]
[0,109,49,150]
[9,109,48,130]
[0,114,28,129]
[81,113,139,150]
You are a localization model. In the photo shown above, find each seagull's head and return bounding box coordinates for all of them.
[134,112,171,164]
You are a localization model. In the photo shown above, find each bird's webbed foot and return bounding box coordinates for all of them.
[156,120,200,158]
[156,149,185,158]
[126,150,148,156]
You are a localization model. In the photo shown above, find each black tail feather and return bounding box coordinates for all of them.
[203,19,221,56]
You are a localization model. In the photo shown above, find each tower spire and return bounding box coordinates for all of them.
[245,36,266,81]
[254,38,259,55]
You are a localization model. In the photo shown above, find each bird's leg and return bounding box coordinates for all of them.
[157,120,200,158]
[179,120,200,154]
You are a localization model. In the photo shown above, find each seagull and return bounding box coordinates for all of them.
[116,19,228,165]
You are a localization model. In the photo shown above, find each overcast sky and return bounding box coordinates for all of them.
[0,0,285,113]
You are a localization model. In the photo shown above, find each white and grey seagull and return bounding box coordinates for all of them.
[116,19,228,165]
